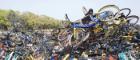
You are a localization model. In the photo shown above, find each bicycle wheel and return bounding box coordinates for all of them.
[98,5,120,14]
[115,8,131,17]
[127,15,139,26]
[57,29,68,41]
[74,32,90,47]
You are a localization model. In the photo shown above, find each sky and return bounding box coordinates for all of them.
[0,0,140,24]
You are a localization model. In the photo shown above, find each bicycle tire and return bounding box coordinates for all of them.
[57,30,68,41]
[115,8,131,17]
[98,5,120,13]
[74,32,90,47]
[127,15,139,26]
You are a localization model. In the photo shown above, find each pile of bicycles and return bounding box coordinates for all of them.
[0,30,51,60]
[0,5,140,60]
[54,5,140,60]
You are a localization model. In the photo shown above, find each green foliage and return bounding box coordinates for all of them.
[0,9,10,16]
[0,9,62,30]
[0,16,11,30]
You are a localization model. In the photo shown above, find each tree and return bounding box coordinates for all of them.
[7,10,19,27]
[0,9,62,30]
[0,16,11,30]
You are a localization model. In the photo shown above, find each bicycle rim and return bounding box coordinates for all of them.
[98,5,120,14]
